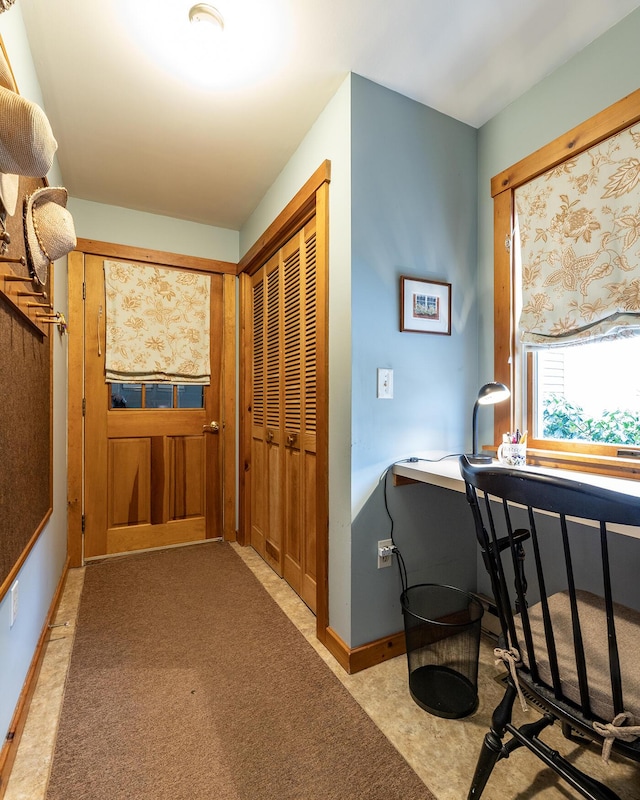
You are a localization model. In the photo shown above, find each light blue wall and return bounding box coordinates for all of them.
[349,76,479,645]
[240,77,355,643]
[241,74,481,647]
[350,76,478,504]
[68,199,239,263]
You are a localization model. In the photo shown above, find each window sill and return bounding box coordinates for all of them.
[489,446,640,482]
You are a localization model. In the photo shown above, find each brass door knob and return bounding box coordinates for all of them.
[203,421,220,433]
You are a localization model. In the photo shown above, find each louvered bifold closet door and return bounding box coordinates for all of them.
[282,229,303,597]
[282,218,317,611]
[249,267,267,559]
[248,216,318,609]
[264,255,284,573]
[249,253,284,574]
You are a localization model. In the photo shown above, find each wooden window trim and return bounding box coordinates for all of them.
[492,89,640,480]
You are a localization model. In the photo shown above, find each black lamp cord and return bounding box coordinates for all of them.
[381,467,408,594]
[381,454,462,595]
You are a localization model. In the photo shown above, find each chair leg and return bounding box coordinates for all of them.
[468,680,517,799]
[529,734,622,800]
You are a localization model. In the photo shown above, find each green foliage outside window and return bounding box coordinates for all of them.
[543,394,640,446]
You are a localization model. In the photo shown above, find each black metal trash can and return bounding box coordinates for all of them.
[401,583,483,719]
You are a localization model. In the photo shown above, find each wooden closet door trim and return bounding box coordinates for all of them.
[238,160,331,276]
[313,181,329,643]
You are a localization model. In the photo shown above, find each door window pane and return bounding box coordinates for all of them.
[145,384,174,409]
[177,385,204,409]
[110,383,142,409]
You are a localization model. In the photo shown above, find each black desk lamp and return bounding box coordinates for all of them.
[468,382,510,464]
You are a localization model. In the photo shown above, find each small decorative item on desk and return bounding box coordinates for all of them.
[498,430,527,466]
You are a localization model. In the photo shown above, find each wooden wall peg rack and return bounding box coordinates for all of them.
[0,257,50,336]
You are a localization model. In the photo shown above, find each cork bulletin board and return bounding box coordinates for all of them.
[0,38,52,599]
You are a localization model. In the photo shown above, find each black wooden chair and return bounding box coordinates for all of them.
[459,455,640,800]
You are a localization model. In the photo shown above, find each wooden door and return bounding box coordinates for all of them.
[249,252,283,574]
[249,218,317,611]
[282,222,317,610]
[83,255,224,559]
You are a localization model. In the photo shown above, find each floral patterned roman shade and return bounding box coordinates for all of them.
[515,122,640,346]
[104,260,211,384]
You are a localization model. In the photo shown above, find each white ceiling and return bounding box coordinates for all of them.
[17,0,640,231]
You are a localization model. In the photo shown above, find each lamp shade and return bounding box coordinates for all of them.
[477,382,510,406]
[469,382,510,463]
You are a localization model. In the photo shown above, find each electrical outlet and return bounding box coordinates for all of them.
[377,539,394,569]
[10,580,18,628]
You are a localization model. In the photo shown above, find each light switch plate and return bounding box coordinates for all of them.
[377,368,393,399]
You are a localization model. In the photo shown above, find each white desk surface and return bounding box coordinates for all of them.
[392,454,640,539]
[393,455,466,493]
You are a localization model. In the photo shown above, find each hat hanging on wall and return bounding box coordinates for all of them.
[0,42,18,216]
[0,84,57,178]
[0,39,57,223]
[24,186,77,286]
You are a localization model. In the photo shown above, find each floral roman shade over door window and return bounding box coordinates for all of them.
[515,122,640,345]
[104,260,211,384]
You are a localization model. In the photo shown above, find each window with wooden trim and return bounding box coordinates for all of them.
[492,89,640,479]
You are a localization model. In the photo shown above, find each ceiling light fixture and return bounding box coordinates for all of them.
[189,3,224,32]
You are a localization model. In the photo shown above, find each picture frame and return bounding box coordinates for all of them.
[400,276,451,335]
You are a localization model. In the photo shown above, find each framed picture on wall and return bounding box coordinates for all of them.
[400,276,451,335]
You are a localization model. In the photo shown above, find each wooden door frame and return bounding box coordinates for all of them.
[67,240,237,568]
[238,161,331,645]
